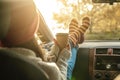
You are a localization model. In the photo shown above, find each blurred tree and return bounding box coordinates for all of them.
[53,0,93,29]
[52,0,120,39]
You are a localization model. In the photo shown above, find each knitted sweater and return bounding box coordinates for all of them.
[6,46,70,80]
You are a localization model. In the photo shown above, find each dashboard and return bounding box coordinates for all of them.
[73,41,120,80]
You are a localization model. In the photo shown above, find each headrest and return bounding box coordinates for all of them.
[0,0,39,45]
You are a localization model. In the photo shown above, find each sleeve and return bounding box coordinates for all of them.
[56,48,71,80]
[47,44,71,80]
[47,45,60,62]
[8,47,62,80]
[36,48,70,80]
[40,45,71,80]
[10,47,70,80]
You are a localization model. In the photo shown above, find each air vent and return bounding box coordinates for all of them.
[96,48,108,54]
[113,48,120,55]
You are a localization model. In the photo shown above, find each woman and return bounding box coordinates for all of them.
[0,1,70,80]
[0,0,90,80]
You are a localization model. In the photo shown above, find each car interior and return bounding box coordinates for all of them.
[0,0,120,80]
[72,0,120,80]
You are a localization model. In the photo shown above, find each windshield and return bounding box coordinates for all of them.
[34,0,120,40]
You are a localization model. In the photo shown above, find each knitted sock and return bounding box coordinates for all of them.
[69,17,90,46]
[79,17,90,34]
[69,18,81,46]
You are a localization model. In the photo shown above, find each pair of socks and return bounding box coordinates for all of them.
[69,17,90,46]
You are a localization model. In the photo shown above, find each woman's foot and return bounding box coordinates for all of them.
[69,17,90,46]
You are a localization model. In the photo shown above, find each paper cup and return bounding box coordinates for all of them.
[56,33,68,50]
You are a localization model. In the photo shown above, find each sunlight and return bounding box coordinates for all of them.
[34,0,60,35]
[86,4,93,11]
[34,0,68,36]
[67,0,78,5]
[67,0,82,5]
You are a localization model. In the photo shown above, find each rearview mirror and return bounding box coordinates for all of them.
[92,0,120,5]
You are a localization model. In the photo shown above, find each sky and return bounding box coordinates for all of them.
[34,0,59,27]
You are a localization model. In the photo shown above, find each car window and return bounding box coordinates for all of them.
[34,0,120,40]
